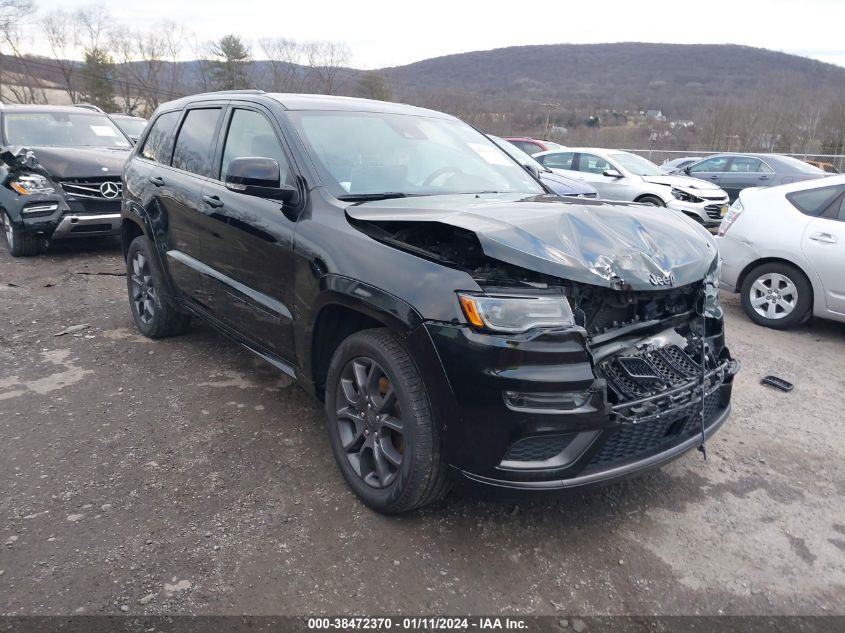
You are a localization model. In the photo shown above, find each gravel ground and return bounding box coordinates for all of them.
[0,239,843,617]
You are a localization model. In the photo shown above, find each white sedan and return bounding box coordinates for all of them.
[534,148,730,230]
[717,175,845,329]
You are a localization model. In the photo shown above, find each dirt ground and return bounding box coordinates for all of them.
[1,239,843,617]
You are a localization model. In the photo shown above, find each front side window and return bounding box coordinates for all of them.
[140,111,180,163]
[539,152,575,170]
[172,108,222,177]
[221,109,292,185]
[287,111,541,198]
[786,185,845,217]
[577,153,613,175]
[690,156,729,173]
[3,111,131,148]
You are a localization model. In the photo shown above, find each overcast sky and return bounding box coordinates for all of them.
[34,0,845,69]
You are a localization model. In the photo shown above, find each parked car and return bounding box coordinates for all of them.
[110,113,148,144]
[717,176,845,329]
[489,135,597,198]
[534,148,730,229]
[121,91,737,513]
[0,104,132,257]
[503,137,563,155]
[661,156,704,174]
[684,153,829,202]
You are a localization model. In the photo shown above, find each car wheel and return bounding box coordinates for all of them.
[637,195,666,207]
[325,328,450,513]
[740,262,812,329]
[126,236,191,338]
[2,211,40,257]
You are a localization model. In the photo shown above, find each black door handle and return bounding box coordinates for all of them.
[202,195,224,209]
[149,176,165,187]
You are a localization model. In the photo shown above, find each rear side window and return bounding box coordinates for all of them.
[140,111,179,163]
[509,140,540,155]
[538,152,575,170]
[172,108,222,177]
[786,185,845,217]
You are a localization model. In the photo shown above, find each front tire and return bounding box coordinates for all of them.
[126,236,191,338]
[636,195,666,207]
[325,328,450,513]
[740,262,812,329]
[2,211,40,257]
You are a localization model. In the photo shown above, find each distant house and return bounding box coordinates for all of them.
[646,109,666,122]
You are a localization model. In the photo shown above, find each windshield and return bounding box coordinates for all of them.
[287,111,543,199]
[113,117,147,138]
[3,111,131,148]
[490,136,546,171]
[609,152,666,177]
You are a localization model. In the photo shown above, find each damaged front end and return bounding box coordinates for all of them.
[0,145,122,240]
[348,199,738,489]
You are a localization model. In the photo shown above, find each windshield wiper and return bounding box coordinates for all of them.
[337,192,419,202]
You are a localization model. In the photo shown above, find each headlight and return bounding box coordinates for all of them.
[10,174,54,195]
[703,256,722,319]
[671,187,701,203]
[458,293,574,333]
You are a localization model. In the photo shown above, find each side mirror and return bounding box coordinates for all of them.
[603,169,623,179]
[225,156,300,204]
[523,162,541,179]
[683,166,692,175]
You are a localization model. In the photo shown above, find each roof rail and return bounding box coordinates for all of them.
[194,89,266,97]
[74,102,105,113]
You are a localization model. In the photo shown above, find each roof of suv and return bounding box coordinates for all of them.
[157,91,454,119]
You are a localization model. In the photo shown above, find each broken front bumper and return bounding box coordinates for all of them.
[668,199,729,230]
[423,319,738,492]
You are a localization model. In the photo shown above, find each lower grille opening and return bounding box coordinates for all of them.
[70,224,112,233]
[584,393,724,472]
[503,433,577,462]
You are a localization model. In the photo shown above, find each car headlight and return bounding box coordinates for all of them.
[671,187,701,203]
[10,174,54,195]
[458,293,574,333]
[703,256,722,319]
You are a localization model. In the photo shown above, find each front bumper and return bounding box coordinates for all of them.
[422,318,738,492]
[668,198,729,229]
[16,196,121,240]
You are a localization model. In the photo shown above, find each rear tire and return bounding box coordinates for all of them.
[2,211,40,257]
[325,328,450,513]
[126,236,191,338]
[740,262,812,329]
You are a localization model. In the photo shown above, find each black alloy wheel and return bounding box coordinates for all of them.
[335,356,405,488]
[129,250,157,326]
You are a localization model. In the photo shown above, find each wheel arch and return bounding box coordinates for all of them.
[736,256,816,310]
[634,192,669,205]
[120,216,146,260]
[303,277,426,401]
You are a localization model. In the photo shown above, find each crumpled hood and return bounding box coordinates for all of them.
[27,146,131,179]
[346,193,717,291]
[641,174,723,192]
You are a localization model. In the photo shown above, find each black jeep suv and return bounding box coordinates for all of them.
[121,91,738,513]
[0,104,132,256]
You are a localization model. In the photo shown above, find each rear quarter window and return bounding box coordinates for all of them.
[140,111,180,164]
[786,185,845,216]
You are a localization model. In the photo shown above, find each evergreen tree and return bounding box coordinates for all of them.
[81,48,117,111]
[211,34,251,90]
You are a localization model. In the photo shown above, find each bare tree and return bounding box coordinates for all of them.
[302,40,350,94]
[42,9,81,102]
[259,36,301,91]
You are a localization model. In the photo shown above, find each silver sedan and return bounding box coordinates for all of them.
[716,175,845,328]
